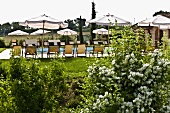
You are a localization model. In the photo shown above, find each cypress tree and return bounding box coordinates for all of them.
[79,16,83,44]
[90,2,96,43]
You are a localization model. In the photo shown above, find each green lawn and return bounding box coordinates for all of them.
[0,57,97,76]
[0,48,6,53]
[38,57,96,77]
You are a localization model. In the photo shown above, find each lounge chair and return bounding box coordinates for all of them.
[63,45,74,57]
[76,44,86,57]
[12,45,22,57]
[25,46,37,58]
[93,45,104,57]
[47,46,60,58]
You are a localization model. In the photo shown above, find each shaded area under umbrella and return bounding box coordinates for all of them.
[20,14,68,58]
[57,28,77,44]
[87,13,131,43]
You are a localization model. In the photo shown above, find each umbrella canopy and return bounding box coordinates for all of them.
[8,30,29,35]
[137,15,170,29]
[19,14,68,58]
[20,14,68,29]
[87,14,131,26]
[57,28,77,35]
[138,15,170,25]
[30,29,51,35]
[93,28,111,34]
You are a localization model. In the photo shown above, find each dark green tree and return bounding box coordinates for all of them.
[64,19,77,31]
[1,22,11,36]
[11,22,25,31]
[153,10,170,18]
[78,16,83,43]
[90,2,96,42]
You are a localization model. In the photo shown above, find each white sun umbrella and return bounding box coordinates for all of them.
[57,28,77,36]
[20,14,68,58]
[138,15,170,25]
[30,29,51,35]
[8,30,29,35]
[93,28,111,41]
[21,14,68,29]
[137,15,170,46]
[87,14,131,26]
[138,15,170,29]
[93,28,111,34]
[57,29,77,44]
[87,14,131,43]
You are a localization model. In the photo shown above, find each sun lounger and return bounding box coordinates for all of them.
[12,45,22,57]
[25,46,37,58]
[76,44,86,57]
[63,45,74,57]
[93,45,104,57]
[47,46,60,58]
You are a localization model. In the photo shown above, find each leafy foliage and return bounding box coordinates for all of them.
[153,10,170,18]
[90,2,97,41]
[73,26,170,113]
[0,58,69,112]
[0,58,96,112]
[0,38,6,48]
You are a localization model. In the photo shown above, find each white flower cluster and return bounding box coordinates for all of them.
[134,86,154,111]
[124,53,138,65]
[92,92,110,110]
[151,49,162,57]
[85,50,170,112]
[119,102,133,113]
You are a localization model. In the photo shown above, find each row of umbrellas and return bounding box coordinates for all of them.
[8,28,109,36]
[7,13,170,58]
[8,29,78,36]
[87,14,170,29]
[9,14,170,36]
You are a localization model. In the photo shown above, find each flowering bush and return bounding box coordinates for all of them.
[74,26,170,113]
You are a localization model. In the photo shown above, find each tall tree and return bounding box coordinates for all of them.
[64,19,77,31]
[90,2,96,42]
[1,22,11,36]
[78,16,83,43]
[153,10,170,18]
[11,22,24,30]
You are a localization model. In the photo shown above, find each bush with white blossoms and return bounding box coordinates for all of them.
[72,27,170,113]
[80,50,170,113]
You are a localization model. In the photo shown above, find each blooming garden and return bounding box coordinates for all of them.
[71,26,170,113]
[1,26,170,113]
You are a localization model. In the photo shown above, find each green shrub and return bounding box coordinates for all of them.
[0,38,6,48]
[0,58,69,113]
[75,26,170,113]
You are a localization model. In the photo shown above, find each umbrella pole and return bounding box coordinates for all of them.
[42,21,45,58]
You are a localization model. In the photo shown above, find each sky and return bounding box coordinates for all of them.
[1,0,170,24]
